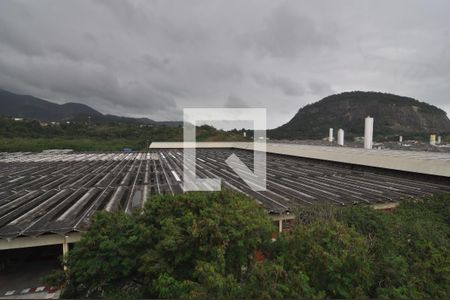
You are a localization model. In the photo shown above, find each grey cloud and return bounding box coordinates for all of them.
[253,74,304,96]
[0,0,449,127]
[308,80,333,95]
[224,94,249,108]
[241,3,338,59]
[0,16,45,57]
[0,50,177,118]
[140,54,170,71]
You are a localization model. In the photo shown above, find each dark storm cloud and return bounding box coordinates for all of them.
[225,94,249,108]
[253,74,304,97]
[140,54,170,71]
[0,0,449,127]
[308,80,334,96]
[240,3,338,59]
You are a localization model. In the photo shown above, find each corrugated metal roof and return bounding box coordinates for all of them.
[150,142,450,177]
[1,149,449,240]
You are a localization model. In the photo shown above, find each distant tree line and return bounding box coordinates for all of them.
[45,191,450,299]
[0,118,248,152]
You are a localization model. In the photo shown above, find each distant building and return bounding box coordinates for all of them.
[13,117,23,121]
[430,134,437,146]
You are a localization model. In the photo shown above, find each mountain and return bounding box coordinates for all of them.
[0,89,102,121]
[0,89,169,125]
[269,91,450,140]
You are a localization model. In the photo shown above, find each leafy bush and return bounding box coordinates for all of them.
[52,193,450,299]
[339,197,450,299]
[58,190,274,298]
[279,220,373,298]
[138,191,275,298]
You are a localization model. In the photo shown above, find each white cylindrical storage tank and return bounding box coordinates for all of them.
[437,136,442,144]
[399,136,403,143]
[430,134,436,145]
[328,128,334,142]
[337,129,344,146]
[364,117,374,150]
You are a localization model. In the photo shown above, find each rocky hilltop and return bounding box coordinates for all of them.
[269,91,450,140]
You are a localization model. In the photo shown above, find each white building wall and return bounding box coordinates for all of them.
[364,117,374,150]
[337,129,344,146]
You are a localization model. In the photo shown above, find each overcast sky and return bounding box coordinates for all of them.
[0,0,449,128]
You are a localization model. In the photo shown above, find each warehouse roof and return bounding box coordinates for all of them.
[1,148,449,246]
[150,142,450,177]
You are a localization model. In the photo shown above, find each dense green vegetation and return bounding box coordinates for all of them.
[269,91,450,141]
[0,117,176,151]
[0,118,248,152]
[46,191,450,299]
[0,138,148,152]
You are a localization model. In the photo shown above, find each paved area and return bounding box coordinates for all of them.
[0,246,60,299]
[0,288,59,299]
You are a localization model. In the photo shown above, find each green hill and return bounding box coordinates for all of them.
[0,88,165,125]
[269,91,450,140]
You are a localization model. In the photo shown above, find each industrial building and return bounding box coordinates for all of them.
[1,143,450,253]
